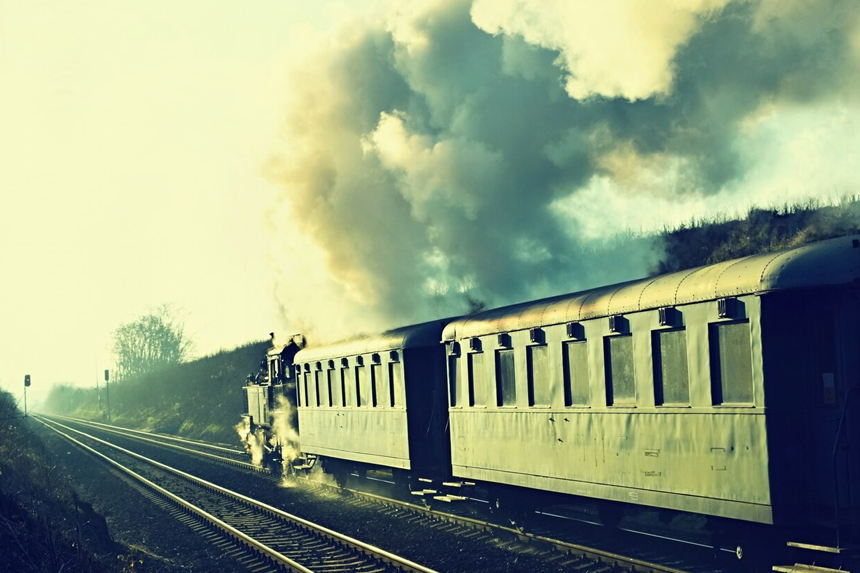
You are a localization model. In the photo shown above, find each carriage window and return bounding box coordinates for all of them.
[469,352,490,406]
[328,368,342,407]
[449,355,462,407]
[563,341,589,406]
[356,365,371,407]
[496,349,517,407]
[342,367,355,406]
[315,370,327,406]
[304,371,316,407]
[372,363,387,407]
[527,345,550,406]
[710,322,754,405]
[388,361,400,407]
[295,366,303,406]
[653,329,689,405]
[605,335,635,406]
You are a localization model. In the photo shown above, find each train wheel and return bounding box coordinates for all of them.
[596,500,625,528]
[265,455,283,478]
[321,459,350,489]
[392,469,411,490]
[489,487,532,530]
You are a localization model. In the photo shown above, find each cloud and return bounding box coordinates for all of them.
[265,0,860,339]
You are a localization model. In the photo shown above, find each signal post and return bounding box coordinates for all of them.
[104,369,110,422]
[23,374,31,417]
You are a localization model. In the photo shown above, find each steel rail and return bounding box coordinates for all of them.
[41,413,261,472]
[34,416,312,573]
[297,476,697,573]
[35,416,441,573]
[40,415,699,572]
[45,413,244,454]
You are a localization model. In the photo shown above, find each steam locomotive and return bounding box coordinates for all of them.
[243,235,860,565]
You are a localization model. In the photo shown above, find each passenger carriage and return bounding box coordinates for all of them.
[441,235,860,549]
[290,320,452,484]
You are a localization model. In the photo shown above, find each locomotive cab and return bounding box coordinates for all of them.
[241,333,305,472]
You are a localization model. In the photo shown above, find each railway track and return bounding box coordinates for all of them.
[35,415,440,573]
[44,413,257,467]
[293,476,730,573]
[41,415,728,573]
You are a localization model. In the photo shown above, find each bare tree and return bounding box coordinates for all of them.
[112,304,193,382]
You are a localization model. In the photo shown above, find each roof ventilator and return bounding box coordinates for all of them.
[497,333,511,348]
[315,362,322,370]
[718,297,738,319]
[529,327,545,344]
[340,358,349,368]
[356,355,364,366]
[389,350,400,362]
[469,337,481,352]
[371,353,381,364]
[448,342,460,356]
[327,360,334,369]
[566,322,584,339]
[608,315,627,334]
[659,307,680,327]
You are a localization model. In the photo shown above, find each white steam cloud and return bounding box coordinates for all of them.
[471,0,732,101]
[266,0,860,340]
[236,420,266,467]
[236,395,300,474]
[271,394,301,468]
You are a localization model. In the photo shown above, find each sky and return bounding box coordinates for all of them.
[2,0,859,408]
[0,0,381,406]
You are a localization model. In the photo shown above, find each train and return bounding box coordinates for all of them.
[242,234,860,566]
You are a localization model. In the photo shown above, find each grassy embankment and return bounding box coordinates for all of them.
[0,390,130,572]
[44,340,269,445]
[655,196,860,273]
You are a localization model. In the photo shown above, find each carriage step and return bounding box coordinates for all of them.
[773,564,850,573]
[787,541,855,555]
[442,481,475,488]
[293,464,313,470]
[433,495,467,502]
[410,489,438,497]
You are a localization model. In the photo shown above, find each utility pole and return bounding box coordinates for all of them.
[104,369,110,422]
[23,374,31,417]
[96,365,102,415]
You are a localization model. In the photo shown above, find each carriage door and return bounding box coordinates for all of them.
[833,290,860,543]
[807,290,860,543]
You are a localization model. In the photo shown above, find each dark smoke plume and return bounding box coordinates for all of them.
[266,0,860,340]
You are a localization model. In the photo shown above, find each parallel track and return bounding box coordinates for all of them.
[44,415,714,573]
[44,413,256,467]
[35,416,440,573]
